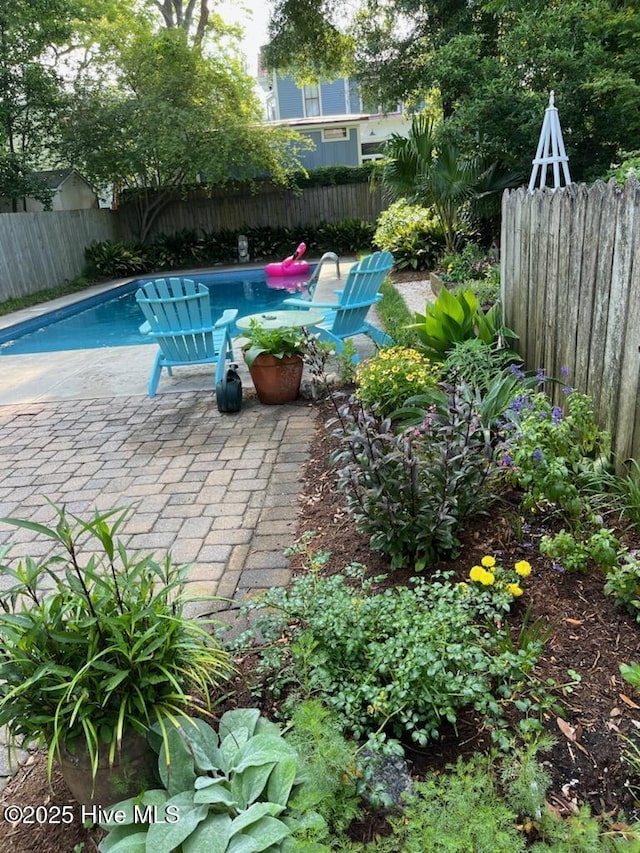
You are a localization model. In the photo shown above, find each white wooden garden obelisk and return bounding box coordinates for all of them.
[528,91,572,192]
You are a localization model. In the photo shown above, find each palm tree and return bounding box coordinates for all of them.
[381,114,521,252]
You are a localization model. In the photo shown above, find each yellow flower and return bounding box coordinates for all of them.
[507,583,524,597]
[515,560,532,577]
[469,566,495,586]
[481,555,496,568]
[469,565,486,582]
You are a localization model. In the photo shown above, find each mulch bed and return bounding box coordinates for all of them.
[288,400,640,824]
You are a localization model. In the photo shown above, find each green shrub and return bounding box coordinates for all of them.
[604,551,640,622]
[84,239,153,278]
[313,219,376,254]
[539,528,620,573]
[290,163,376,188]
[439,242,497,284]
[355,346,441,417]
[246,562,545,750]
[330,389,497,569]
[465,265,501,306]
[194,227,240,264]
[147,228,204,269]
[601,150,640,185]
[499,389,610,518]
[84,220,377,281]
[373,198,446,270]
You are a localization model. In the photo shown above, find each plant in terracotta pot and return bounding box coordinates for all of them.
[0,502,234,807]
[241,319,308,404]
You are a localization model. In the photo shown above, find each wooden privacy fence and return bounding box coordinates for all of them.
[117,183,385,240]
[500,178,640,466]
[0,209,120,300]
[0,183,384,301]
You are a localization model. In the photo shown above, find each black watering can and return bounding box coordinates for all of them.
[216,363,243,413]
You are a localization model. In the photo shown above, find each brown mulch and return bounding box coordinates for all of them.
[2,395,640,851]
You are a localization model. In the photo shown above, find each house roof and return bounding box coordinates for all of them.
[265,113,371,130]
[35,168,88,189]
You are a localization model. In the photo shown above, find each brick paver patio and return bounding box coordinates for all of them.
[0,390,316,789]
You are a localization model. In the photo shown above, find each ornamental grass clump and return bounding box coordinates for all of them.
[0,503,234,783]
[355,345,441,417]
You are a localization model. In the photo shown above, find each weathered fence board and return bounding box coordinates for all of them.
[0,210,120,300]
[502,178,640,466]
[0,183,383,302]
[116,183,385,240]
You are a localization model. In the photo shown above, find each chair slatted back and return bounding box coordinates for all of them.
[136,278,218,363]
[331,251,393,338]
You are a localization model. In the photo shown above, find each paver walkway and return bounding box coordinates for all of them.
[0,258,389,792]
[0,391,316,788]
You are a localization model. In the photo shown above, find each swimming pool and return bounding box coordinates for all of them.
[0,268,311,355]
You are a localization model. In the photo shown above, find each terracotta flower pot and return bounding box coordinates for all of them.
[58,729,157,809]
[247,353,304,404]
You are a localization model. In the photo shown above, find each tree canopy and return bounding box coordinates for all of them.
[0,0,84,209]
[263,0,640,181]
[62,21,304,239]
[0,0,304,227]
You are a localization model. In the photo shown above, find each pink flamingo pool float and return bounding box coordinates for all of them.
[265,242,311,277]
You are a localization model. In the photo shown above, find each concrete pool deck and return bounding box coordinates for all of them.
[0,261,376,789]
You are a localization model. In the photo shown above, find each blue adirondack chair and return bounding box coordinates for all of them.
[136,277,237,398]
[283,250,394,353]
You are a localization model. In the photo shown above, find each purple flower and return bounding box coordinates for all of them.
[510,363,526,380]
[510,395,527,413]
[562,386,574,395]
[536,367,546,382]
[532,448,544,464]
[551,561,565,573]
[552,406,563,424]
[501,452,513,467]
[560,366,570,377]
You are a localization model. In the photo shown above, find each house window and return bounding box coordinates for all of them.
[323,127,348,141]
[303,84,320,117]
[361,141,385,161]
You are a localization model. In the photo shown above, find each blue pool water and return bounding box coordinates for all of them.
[0,268,311,355]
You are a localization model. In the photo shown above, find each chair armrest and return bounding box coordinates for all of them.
[214,308,239,328]
[283,297,338,309]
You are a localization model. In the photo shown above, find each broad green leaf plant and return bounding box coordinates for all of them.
[241,319,307,368]
[409,286,516,362]
[99,709,315,853]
